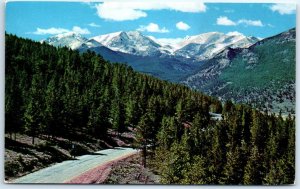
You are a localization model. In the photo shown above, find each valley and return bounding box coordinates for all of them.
[5,33,295,184]
[5,1,297,186]
[43,30,258,82]
[42,28,295,115]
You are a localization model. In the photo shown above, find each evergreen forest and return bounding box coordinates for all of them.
[5,34,295,184]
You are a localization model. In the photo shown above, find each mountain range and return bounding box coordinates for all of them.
[42,31,258,81]
[43,30,258,60]
[42,28,295,114]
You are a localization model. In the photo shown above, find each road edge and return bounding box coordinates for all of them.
[64,151,138,184]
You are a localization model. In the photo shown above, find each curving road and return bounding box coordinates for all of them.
[12,147,137,184]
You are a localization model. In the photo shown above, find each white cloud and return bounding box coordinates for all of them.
[137,23,169,33]
[96,5,147,21]
[32,26,90,35]
[227,31,244,36]
[270,4,296,15]
[238,19,263,27]
[72,26,91,34]
[216,16,236,26]
[88,22,101,28]
[217,16,264,27]
[176,21,191,31]
[33,27,70,35]
[95,0,206,21]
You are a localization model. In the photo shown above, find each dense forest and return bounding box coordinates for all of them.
[5,34,295,184]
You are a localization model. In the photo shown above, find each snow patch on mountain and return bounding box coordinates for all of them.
[92,31,122,47]
[174,32,258,60]
[92,31,162,56]
[41,32,88,50]
[43,30,258,61]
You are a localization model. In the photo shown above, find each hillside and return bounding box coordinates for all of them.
[5,33,216,180]
[182,28,295,114]
[5,34,295,185]
[77,46,200,82]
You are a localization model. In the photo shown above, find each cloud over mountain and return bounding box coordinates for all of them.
[95,0,206,21]
[176,21,191,31]
[217,16,236,26]
[32,26,90,35]
[137,23,169,33]
[270,3,296,15]
[217,16,263,27]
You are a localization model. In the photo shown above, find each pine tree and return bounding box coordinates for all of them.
[23,74,45,144]
[159,140,190,184]
[135,113,154,167]
[87,103,108,138]
[156,116,176,150]
[263,158,290,185]
[182,156,207,184]
[243,146,262,184]
[109,99,121,134]
[5,76,23,140]
[221,147,243,184]
[209,121,228,183]
[124,98,136,128]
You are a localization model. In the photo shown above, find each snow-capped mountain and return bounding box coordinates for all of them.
[181,28,295,114]
[42,30,258,61]
[41,32,88,50]
[92,31,163,57]
[76,39,104,51]
[173,32,258,60]
[41,30,260,83]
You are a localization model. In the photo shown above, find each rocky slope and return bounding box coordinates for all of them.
[182,28,296,114]
[174,32,257,61]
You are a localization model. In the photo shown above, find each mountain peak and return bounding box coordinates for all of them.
[55,32,83,39]
[182,28,295,114]
[91,30,161,56]
[43,30,258,60]
[126,30,142,36]
[174,31,258,61]
[42,32,87,50]
[92,31,122,46]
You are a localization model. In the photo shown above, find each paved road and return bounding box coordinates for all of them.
[12,147,137,184]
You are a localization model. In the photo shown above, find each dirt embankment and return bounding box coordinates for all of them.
[103,154,160,184]
[5,127,160,184]
[64,152,160,184]
[5,128,135,182]
[65,152,137,184]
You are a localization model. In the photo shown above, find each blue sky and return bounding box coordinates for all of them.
[6,1,296,41]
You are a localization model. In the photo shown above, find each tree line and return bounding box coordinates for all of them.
[5,34,294,184]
